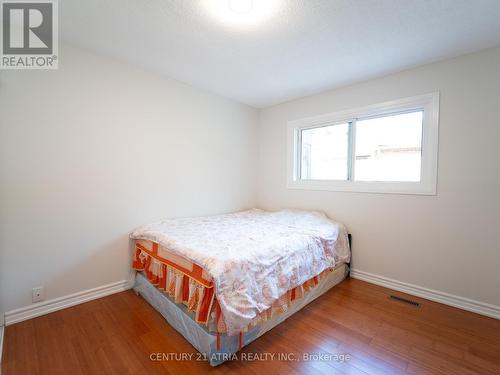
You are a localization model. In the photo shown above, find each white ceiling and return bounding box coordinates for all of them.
[61,0,500,108]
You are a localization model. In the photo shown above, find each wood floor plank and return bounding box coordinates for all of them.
[2,278,500,374]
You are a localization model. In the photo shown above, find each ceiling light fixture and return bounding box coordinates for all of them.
[204,0,281,28]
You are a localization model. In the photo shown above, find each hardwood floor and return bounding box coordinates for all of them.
[2,278,500,374]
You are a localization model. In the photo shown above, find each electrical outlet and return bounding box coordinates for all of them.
[32,286,45,303]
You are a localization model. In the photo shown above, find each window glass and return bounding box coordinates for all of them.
[300,123,349,180]
[354,111,423,182]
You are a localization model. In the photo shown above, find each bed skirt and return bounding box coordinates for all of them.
[133,263,348,366]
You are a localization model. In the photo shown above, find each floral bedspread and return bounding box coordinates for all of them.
[130,208,350,335]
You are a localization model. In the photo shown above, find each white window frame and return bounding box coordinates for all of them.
[287,92,439,195]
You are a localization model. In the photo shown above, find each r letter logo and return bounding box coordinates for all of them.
[1,0,58,69]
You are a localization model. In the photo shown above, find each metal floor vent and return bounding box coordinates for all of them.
[389,295,420,307]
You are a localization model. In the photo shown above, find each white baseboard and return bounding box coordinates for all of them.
[350,269,500,320]
[4,279,134,326]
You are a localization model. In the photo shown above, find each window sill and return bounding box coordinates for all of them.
[286,180,437,195]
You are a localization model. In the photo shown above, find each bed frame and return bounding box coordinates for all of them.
[347,233,352,277]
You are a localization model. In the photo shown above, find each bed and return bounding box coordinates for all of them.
[130,208,351,366]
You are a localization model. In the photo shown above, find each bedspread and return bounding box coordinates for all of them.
[130,209,350,335]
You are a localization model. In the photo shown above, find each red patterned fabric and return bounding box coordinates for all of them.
[133,241,334,334]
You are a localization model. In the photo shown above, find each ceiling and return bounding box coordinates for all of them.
[61,0,500,108]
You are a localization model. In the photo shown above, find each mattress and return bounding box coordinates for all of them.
[133,263,348,366]
[130,208,350,337]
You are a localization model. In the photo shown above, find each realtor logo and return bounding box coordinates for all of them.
[1,0,58,69]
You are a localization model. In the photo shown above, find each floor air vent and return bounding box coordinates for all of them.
[389,295,420,307]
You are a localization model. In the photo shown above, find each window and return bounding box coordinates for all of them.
[354,111,423,182]
[287,93,439,194]
[300,122,349,180]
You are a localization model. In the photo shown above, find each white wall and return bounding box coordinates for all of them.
[0,44,258,313]
[257,47,500,307]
